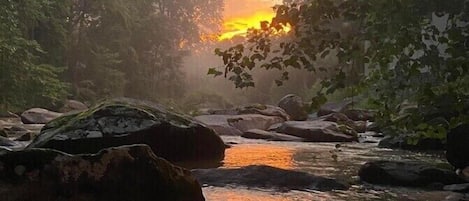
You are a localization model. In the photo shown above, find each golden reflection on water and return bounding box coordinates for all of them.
[222,144,295,169]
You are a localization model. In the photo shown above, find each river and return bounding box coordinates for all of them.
[199,136,462,201]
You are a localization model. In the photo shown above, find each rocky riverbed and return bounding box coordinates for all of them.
[198,136,468,201]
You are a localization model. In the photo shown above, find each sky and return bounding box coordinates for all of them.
[219,0,282,40]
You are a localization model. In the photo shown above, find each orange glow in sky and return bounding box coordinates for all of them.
[219,0,286,41]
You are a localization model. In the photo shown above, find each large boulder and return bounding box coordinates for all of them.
[446,124,469,171]
[27,99,225,164]
[278,94,308,121]
[0,145,205,201]
[195,114,285,136]
[59,99,88,113]
[192,165,349,191]
[317,100,353,117]
[359,160,465,187]
[276,120,357,142]
[20,108,62,124]
[241,129,305,142]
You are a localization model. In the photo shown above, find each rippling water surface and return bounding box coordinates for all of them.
[200,136,460,201]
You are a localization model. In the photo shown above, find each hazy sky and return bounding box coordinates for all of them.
[223,0,279,18]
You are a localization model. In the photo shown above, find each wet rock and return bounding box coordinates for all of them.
[27,98,225,164]
[59,99,88,113]
[317,100,353,117]
[0,145,205,201]
[319,113,366,133]
[242,129,305,142]
[278,94,308,121]
[378,135,445,150]
[195,114,285,136]
[446,124,469,170]
[20,108,62,124]
[343,109,375,121]
[276,120,357,142]
[359,160,465,187]
[192,165,349,191]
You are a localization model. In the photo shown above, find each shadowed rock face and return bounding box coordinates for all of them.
[0,145,205,201]
[192,165,349,191]
[27,98,225,165]
[446,124,469,170]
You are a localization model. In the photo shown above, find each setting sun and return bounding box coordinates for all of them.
[219,10,276,40]
[218,0,288,41]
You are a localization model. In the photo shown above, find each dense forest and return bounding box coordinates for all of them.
[0,0,223,112]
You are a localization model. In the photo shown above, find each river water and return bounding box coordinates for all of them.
[200,136,462,201]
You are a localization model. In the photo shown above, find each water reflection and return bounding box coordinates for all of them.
[222,144,295,169]
[202,137,453,201]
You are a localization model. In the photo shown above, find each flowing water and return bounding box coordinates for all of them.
[200,136,463,201]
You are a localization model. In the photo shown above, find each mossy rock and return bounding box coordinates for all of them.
[27,98,225,165]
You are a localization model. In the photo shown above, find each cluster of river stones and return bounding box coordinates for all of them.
[0,96,467,200]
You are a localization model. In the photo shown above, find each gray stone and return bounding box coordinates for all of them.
[59,99,88,113]
[278,94,308,121]
[195,114,285,136]
[20,108,62,124]
[317,100,353,117]
[276,120,357,142]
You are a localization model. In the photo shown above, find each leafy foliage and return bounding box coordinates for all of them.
[213,0,469,140]
[0,0,69,112]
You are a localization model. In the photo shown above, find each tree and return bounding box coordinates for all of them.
[210,0,469,140]
[0,0,69,112]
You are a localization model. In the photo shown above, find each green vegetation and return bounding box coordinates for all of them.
[0,0,223,113]
[210,0,469,140]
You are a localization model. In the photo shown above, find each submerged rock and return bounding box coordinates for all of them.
[20,108,62,124]
[276,120,357,142]
[242,129,305,142]
[278,94,308,121]
[192,165,349,191]
[0,145,205,201]
[27,98,225,164]
[359,160,465,187]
